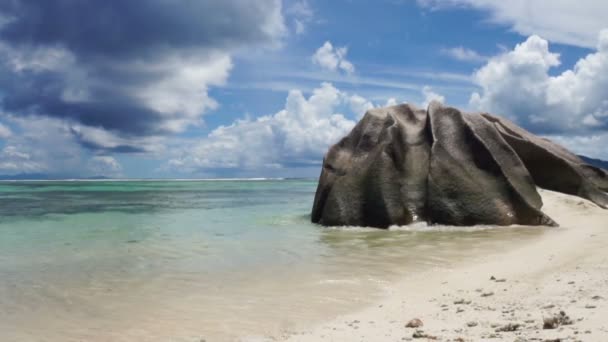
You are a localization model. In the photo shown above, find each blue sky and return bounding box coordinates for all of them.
[0,0,607,178]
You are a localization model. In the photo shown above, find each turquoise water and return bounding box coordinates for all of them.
[0,180,548,341]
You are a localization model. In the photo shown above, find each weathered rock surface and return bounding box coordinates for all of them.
[311,102,608,228]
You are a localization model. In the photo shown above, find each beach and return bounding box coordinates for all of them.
[286,189,608,341]
[0,181,606,341]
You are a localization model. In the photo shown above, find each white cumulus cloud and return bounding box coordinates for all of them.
[470,29,608,159]
[470,30,608,133]
[312,41,355,74]
[167,83,364,173]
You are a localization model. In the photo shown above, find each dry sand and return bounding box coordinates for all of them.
[284,189,608,342]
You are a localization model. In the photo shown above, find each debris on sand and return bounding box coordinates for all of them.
[412,330,437,339]
[490,275,507,282]
[495,323,521,332]
[543,311,573,329]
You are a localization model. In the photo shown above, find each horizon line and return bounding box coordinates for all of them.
[0,177,317,182]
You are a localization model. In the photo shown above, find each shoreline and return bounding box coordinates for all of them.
[283,189,608,341]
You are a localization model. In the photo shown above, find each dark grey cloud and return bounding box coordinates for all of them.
[0,0,285,149]
[1,69,163,134]
[70,127,148,154]
[0,0,283,58]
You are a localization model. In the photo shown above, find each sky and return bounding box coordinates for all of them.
[0,0,607,178]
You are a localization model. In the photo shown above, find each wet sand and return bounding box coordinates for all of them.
[286,189,608,341]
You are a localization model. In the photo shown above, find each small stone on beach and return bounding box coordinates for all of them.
[490,275,507,282]
[405,318,424,328]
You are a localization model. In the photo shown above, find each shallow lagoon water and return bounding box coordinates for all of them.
[0,180,548,341]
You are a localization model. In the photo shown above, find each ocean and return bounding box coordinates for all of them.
[0,179,548,341]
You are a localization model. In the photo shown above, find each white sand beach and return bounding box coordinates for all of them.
[285,189,608,341]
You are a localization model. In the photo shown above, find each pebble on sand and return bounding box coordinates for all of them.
[405,319,424,328]
[490,275,507,282]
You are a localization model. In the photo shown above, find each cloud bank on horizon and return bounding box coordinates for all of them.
[0,0,607,177]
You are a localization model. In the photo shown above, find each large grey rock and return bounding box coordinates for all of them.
[311,102,608,228]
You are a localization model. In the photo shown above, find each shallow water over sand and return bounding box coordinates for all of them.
[0,180,549,341]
